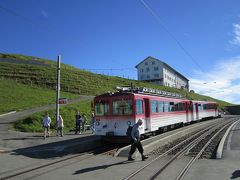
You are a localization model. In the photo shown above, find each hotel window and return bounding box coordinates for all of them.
[154,67,158,71]
[145,62,148,65]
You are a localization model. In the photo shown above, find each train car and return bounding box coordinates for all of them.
[94,87,219,139]
[191,100,218,121]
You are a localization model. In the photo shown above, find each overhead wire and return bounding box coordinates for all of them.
[139,0,204,72]
[0,4,47,27]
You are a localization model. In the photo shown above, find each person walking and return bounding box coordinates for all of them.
[75,111,81,134]
[57,115,64,137]
[90,112,95,134]
[42,113,51,139]
[81,114,87,132]
[128,119,148,161]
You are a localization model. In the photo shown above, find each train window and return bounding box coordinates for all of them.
[198,104,203,111]
[188,104,193,111]
[174,103,179,111]
[193,104,196,111]
[164,102,170,112]
[170,102,174,112]
[136,99,143,114]
[150,100,157,113]
[113,100,132,115]
[95,102,109,116]
[157,101,164,112]
[178,103,183,111]
[182,103,186,111]
[203,104,207,110]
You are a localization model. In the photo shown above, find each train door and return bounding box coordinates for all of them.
[143,98,151,132]
[186,101,193,123]
[192,102,198,121]
[195,103,199,120]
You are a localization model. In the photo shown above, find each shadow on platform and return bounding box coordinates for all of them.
[73,160,133,175]
[231,170,240,179]
[11,135,101,159]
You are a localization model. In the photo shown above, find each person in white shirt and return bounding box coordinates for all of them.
[42,113,51,139]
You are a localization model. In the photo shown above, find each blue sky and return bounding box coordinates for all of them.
[1,0,240,104]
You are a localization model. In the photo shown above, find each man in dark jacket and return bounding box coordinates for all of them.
[128,119,148,161]
[75,111,81,134]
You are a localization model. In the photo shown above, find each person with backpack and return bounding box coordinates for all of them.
[75,111,81,134]
[128,119,148,161]
[126,124,133,141]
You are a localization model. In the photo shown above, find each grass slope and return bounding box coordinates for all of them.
[0,79,79,114]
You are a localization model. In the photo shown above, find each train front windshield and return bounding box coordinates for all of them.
[95,102,109,116]
[112,100,132,115]
[94,97,133,116]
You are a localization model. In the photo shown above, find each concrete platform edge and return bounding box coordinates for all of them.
[216,119,240,159]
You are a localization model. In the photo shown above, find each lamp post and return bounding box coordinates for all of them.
[56,55,61,131]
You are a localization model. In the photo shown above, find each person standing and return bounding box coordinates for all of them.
[57,115,64,137]
[75,111,81,134]
[81,114,87,132]
[42,113,51,139]
[128,119,148,161]
[90,112,95,134]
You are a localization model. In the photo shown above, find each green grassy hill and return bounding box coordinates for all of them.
[0,53,232,132]
[0,79,79,114]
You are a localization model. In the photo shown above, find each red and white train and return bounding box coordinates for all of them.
[94,87,219,138]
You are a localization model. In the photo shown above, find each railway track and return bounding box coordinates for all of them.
[0,143,124,180]
[123,118,236,180]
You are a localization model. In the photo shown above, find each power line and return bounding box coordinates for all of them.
[139,0,204,72]
[83,68,135,71]
[0,4,45,27]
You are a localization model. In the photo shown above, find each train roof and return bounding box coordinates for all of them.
[94,87,217,104]
[95,86,185,100]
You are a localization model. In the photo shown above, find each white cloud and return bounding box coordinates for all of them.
[231,23,240,46]
[41,10,48,18]
[189,56,240,104]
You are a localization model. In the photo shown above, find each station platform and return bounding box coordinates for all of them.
[1,115,240,180]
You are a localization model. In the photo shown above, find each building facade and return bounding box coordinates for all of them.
[135,56,189,91]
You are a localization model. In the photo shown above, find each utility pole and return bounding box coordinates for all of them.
[56,55,61,131]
